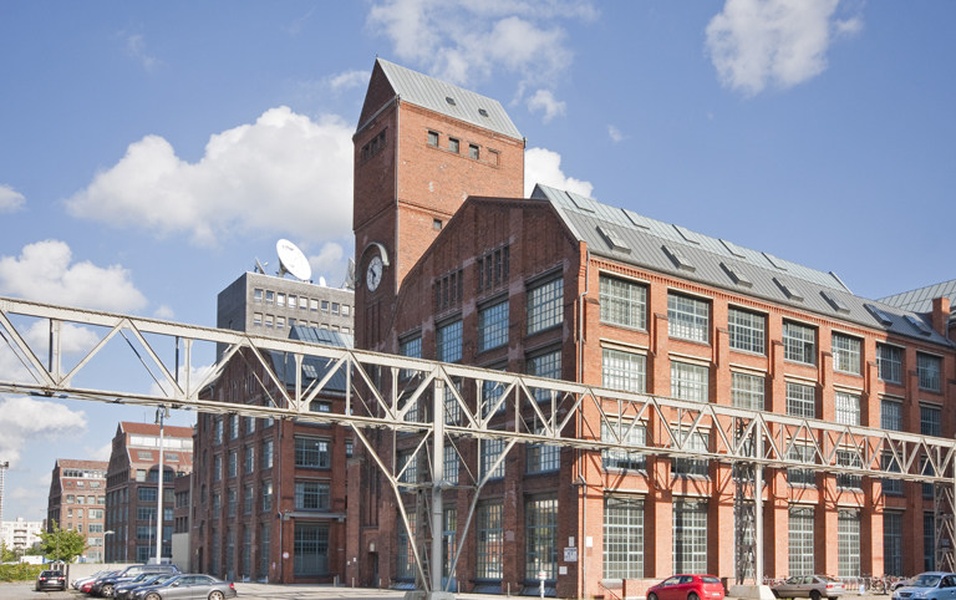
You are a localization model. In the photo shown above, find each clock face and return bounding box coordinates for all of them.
[366,255,384,292]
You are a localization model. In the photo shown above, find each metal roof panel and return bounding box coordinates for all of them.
[377,59,522,140]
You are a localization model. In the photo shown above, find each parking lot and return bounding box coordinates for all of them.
[0,581,485,600]
[0,581,894,600]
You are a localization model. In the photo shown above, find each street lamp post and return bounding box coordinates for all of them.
[103,530,114,563]
[155,406,168,564]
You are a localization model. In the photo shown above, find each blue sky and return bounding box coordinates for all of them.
[1,1,954,522]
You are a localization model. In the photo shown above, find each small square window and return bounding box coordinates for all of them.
[449,138,460,153]
[427,130,439,146]
[469,144,479,159]
[433,219,443,230]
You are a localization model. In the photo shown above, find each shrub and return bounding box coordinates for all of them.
[0,562,44,582]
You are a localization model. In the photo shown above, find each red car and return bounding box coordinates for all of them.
[647,574,726,600]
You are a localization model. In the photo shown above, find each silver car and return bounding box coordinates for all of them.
[892,572,956,600]
[133,573,237,600]
[772,575,846,600]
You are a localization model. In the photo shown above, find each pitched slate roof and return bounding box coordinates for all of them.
[372,58,522,140]
[532,184,953,347]
[879,279,956,313]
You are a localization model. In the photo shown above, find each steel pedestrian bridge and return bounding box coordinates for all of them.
[1,295,954,592]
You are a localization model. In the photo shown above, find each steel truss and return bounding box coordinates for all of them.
[1,295,955,587]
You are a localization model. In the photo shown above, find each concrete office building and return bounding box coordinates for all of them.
[349,58,956,598]
[46,459,108,562]
[217,271,355,340]
[104,422,194,565]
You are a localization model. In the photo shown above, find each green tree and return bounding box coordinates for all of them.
[0,540,18,563]
[37,521,87,563]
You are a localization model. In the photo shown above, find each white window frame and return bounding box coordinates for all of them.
[668,292,710,343]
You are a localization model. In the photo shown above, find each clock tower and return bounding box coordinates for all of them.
[352,58,525,352]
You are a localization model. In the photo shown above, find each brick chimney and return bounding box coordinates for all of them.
[931,296,951,337]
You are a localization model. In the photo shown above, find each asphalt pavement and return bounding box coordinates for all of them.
[0,581,895,600]
[0,581,475,600]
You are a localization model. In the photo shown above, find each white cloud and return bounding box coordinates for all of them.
[327,69,372,93]
[86,440,113,462]
[367,0,596,120]
[65,107,354,247]
[524,147,594,199]
[607,125,625,143]
[309,242,349,287]
[0,184,25,213]
[124,33,162,71]
[0,240,147,312]
[153,304,176,320]
[527,89,566,123]
[0,395,87,464]
[25,320,101,355]
[705,0,861,96]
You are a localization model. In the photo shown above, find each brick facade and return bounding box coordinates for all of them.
[351,59,956,598]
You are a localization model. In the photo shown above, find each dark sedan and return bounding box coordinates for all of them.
[115,573,179,600]
[35,569,67,591]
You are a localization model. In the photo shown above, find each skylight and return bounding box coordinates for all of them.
[720,239,747,258]
[820,290,850,314]
[566,191,595,213]
[763,252,788,271]
[598,226,630,253]
[622,209,652,230]
[905,315,933,336]
[720,262,752,287]
[662,245,695,272]
[864,303,894,327]
[773,277,804,301]
[673,224,702,245]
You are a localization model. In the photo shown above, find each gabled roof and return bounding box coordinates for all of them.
[118,421,194,439]
[532,184,953,346]
[364,58,522,140]
[55,459,108,471]
[879,279,956,313]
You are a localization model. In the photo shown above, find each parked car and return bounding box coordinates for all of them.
[92,564,181,598]
[115,573,179,600]
[771,574,846,600]
[130,573,237,600]
[80,571,119,595]
[891,572,956,600]
[35,569,67,591]
[646,574,726,600]
[74,569,112,590]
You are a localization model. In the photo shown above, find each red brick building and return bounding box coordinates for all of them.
[191,326,353,584]
[47,458,108,562]
[350,58,956,598]
[105,422,194,565]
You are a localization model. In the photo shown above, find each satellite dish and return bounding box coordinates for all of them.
[254,258,267,274]
[276,239,312,282]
